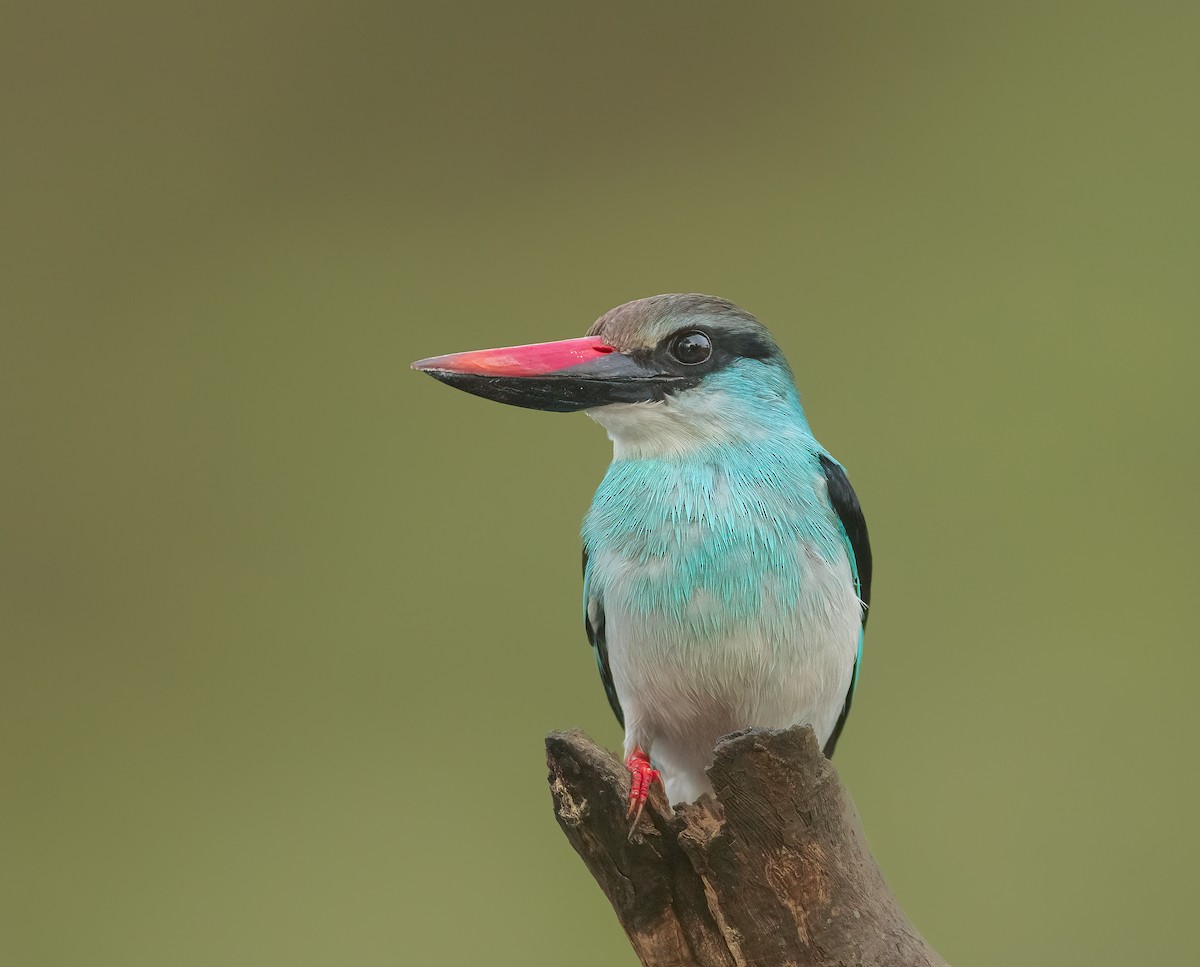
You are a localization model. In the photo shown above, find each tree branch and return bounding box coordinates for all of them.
[546,725,947,967]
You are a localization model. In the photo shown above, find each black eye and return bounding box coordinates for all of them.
[670,330,712,365]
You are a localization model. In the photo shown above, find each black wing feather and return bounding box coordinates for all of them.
[583,548,624,727]
[818,454,872,758]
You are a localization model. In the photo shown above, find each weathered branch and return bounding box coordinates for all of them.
[546,726,947,967]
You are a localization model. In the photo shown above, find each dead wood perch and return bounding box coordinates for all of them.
[546,726,947,967]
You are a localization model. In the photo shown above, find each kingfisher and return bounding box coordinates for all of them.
[413,295,872,825]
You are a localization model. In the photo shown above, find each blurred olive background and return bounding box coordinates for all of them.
[4,3,1198,965]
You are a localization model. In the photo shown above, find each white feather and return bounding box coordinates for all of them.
[593,536,861,805]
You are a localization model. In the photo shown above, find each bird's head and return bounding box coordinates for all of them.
[412,294,808,458]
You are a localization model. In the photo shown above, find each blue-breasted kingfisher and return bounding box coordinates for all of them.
[413,295,872,826]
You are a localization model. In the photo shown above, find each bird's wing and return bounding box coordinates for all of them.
[818,454,873,758]
[583,548,624,727]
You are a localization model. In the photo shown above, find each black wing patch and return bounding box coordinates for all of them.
[583,548,624,727]
[818,454,872,759]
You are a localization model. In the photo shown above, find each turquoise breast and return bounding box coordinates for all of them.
[582,444,847,637]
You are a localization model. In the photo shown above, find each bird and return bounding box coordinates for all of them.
[412,294,871,825]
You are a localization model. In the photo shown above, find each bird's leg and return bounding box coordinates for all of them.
[625,746,660,832]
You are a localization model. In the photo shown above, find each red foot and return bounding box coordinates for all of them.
[625,746,661,831]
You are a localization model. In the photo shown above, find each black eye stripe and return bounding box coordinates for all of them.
[626,324,782,387]
[718,328,777,362]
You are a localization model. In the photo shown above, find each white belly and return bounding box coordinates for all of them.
[602,543,862,804]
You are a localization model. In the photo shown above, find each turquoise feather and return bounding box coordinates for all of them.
[583,362,858,649]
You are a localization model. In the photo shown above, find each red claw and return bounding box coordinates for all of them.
[625,746,661,832]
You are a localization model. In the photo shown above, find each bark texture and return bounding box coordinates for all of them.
[546,725,947,967]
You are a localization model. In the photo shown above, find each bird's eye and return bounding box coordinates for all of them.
[670,331,712,365]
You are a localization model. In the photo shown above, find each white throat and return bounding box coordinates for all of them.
[586,390,770,460]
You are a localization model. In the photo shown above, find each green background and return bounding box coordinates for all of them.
[5,4,1198,965]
